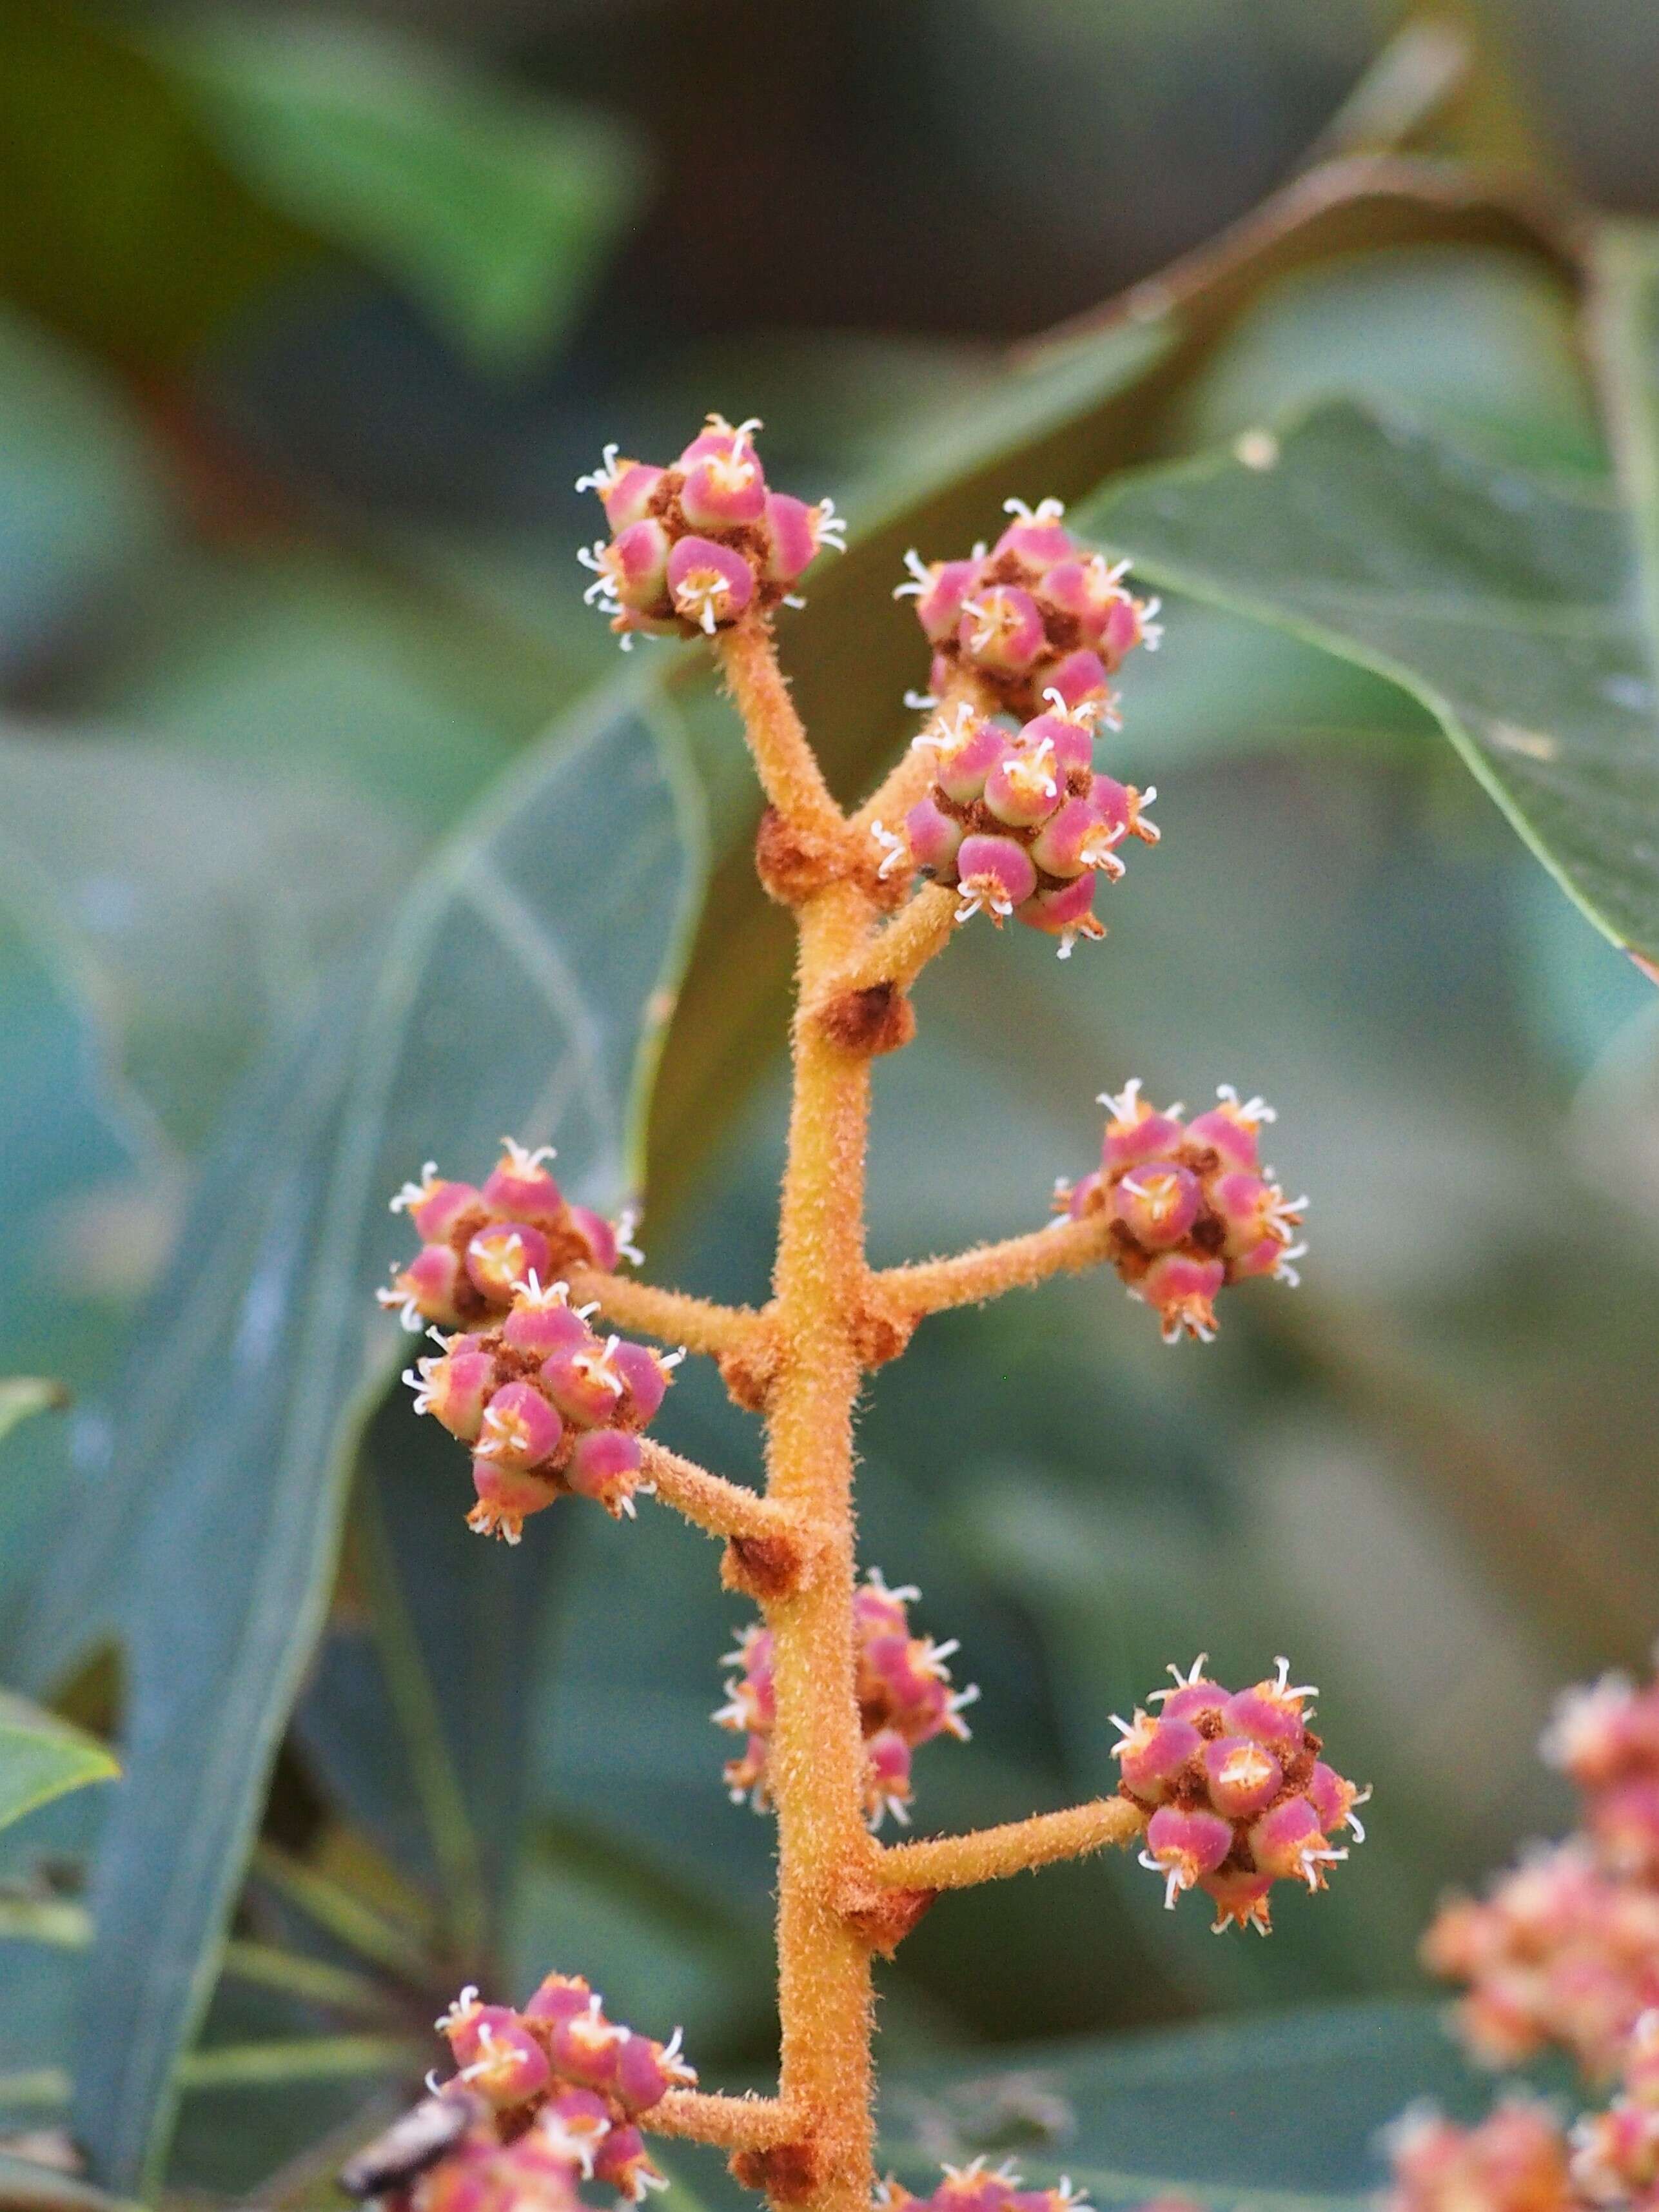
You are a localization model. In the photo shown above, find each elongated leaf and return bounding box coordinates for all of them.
[878,1999,1531,2204]
[1593,224,1659,808]
[0,1379,66,1444]
[0,1694,115,1834]
[1074,397,1659,963]
[64,683,706,2194]
[147,12,645,375]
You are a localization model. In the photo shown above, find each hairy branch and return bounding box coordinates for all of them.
[871,1210,1115,1322]
[870,1797,1145,1892]
[565,1268,769,1361]
[649,2090,795,2152]
[717,620,845,841]
[812,883,957,1007]
[640,1442,819,1555]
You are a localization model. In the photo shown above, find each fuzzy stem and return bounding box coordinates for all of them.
[873,1210,1116,1320]
[760,877,881,2212]
[640,1441,818,1554]
[813,883,957,1004]
[717,621,846,841]
[872,1797,1146,1891]
[849,674,985,841]
[650,2091,794,2152]
[565,1267,768,1360]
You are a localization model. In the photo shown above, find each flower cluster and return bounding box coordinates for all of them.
[401,1274,678,1540]
[1385,2101,1577,2212]
[339,1975,694,2212]
[898,498,1161,722]
[877,2161,1103,2212]
[1060,1082,1307,1344]
[1571,2010,1659,2205]
[378,1140,632,1336]
[1113,1654,1367,1933]
[576,414,843,643]
[873,694,1157,958]
[715,1571,979,1828]
[1426,1659,1659,2080]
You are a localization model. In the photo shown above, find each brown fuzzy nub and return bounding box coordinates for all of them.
[731,2139,823,2202]
[840,1882,936,1957]
[818,982,916,1057]
[852,1304,914,1371]
[723,1531,805,1603]
[718,1346,774,1413]
[756,806,845,906]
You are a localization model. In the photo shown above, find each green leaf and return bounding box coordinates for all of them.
[0,1692,116,1833]
[878,1999,1529,2206]
[1593,224,1659,776]
[0,1379,67,1444]
[1074,397,1659,963]
[57,682,706,2195]
[147,11,647,375]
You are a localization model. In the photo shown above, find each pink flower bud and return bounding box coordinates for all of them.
[594,2126,665,2200]
[983,736,1063,828]
[613,2026,694,2116]
[1203,1735,1283,1819]
[1037,551,1130,628]
[413,1339,496,1441]
[1114,1164,1201,1251]
[954,834,1037,924]
[667,536,754,634]
[600,518,673,612]
[680,447,767,531]
[476,1381,564,1474]
[399,1175,483,1244]
[959,585,1045,674]
[565,1427,645,1516]
[1045,648,1115,710]
[1142,1805,1233,1906]
[904,796,965,876]
[853,1574,912,1640]
[677,413,763,471]
[1202,1867,1277,1936]
[1306,1759,1368,1839]
[522,1972,596,2026]
[928,708,1005,805]
[1591,1779,1659,1879]
[565,1204,618,1270]
[575,446,663,529]
[442,2000,552,2107]
[610,1338,672,1427]
[380,1243,470,1330]
[1114,1710,1201,1803]
[1139,1252,1225,1345]
[763,492,819,583]
[540,1335,625,1427]
[467,1455,555,1544]
[864,1727,914,1826]
[992,504,1075,572]
[1100,1081,1186,1175]
[466,1221,550,1305]
[1018,874,1106,957]
[1184,1085,1274,1171]
[546,2005,623,2096]
[1250,1794,1343,1889]
[898,553,977,643]
[1225,1662,1315,1755]
[502,1281,589,1360]
[1017,707,1095,781]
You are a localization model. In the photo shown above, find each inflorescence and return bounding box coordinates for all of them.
[716,1571,979,1828]
[1114,1655,1367,1933]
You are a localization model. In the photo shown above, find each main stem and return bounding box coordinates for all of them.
[763,876,879,2212]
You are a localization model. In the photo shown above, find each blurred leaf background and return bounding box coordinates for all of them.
[5,0,1659,2203]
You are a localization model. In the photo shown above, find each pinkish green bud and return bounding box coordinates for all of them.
[409,1338,495,1442]
[604,518,674,612]
[593,2125,663,2202]
[1203,1735,1283,1819]
[954,833,1037,923]
[1184,1084,1274,1170]
[1037,550,1130,628]
[378,1243,471,1331]
[465,1220,550,1304]
[565,1427,645,1517]
[611,1338,676,1427]
[476,1381,563,1474]
[1224,1667,1314,1756]
[896,551,977,643]
[545,2004,622,2096]
[1046,648,1115,710]
[677,413,761,469]
[500,1280,589,1360]
[667,536,754,634]
[481,1139,564,1226]
[1019,874,1106,958]
[565,1204,618,1269]
[1114,1709,1202,1803]
[440,1996,553,2107]
[1139,1251,1225,1345]
[389,1166,483,1244]
[1114,1164,1202,1251]
[522,1971,595,2026]
[1100,1080,1186,1174]
[959,585,1045,674]
[574,446,664,529]
[864,1726,914,1827]
[1018,705,1096,780]
[467,1454,555,1545]
[1250,1794,1343,1889]
[612,2024,695,2115]
[991,499,1075,571]
[680,447,767,531]
[927,707,1005,805]
[904,796,964,876]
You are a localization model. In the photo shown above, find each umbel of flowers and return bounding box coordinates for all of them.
[361,415,1354,2212]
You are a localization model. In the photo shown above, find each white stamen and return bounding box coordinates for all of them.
[389,1162,440,1213]
[1001,495,1065,523]
[894,548,933,599]
[377,1282,424,1332]
[1274,1240,1308,1286]
[614,1206,645,1266]
[1214,1084,1277,1124]
[660,1347,687,1369]
[1149,1654,1209,1703]
[870,820,907,880]
[574,444,623,496]
[781,592,806,609]
[903,687,938,711]
[814,496,847,552]
[501,1137,556,1172]
[1271,1656,1319,1702]
[1097,1077,1144,1122]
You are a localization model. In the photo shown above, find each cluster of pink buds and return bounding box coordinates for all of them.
[1427,1657,1659,2081]
[877,2160,1101,2212]
[1113,1654,1367,1934]
[575,413,844,644]
[1385,2101,1577,2212]
[343,1974,694,2212]
[400,1273,679,1541]
[872,694,1157,957]
[1059,1082,1308,1344]
[897,497,1160,721]
[378,1140,635,1336]
[715,1570,978,1828]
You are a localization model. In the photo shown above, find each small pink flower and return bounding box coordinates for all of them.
[475,1381,564,1474]
[500,1278,590,1360]
[1203,1735,1283,1820]
[983,735,1063,829]
[895,551,979,643]
[1114,1164,1201,1251]
[959,584,1046,674]
[540,1334,625,1428]
[408,1337,495,1442]
[667,535,754,634]
[467,1456,555,1544]
[378,1242,469,1331]
[903,795,965,876]
[954,833,1037,924]
[564,1427,645,1518]
[680,447,767,531]
[1141,1805,1233,1907]
[465,1220,549,1304]
[1113,1710,1202,1804]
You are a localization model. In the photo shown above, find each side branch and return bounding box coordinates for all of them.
[716,620,845,840]
[640,1442,818,1554]
[812,883,957,1005]
[872,1210,1115,1322]
[565,1269,767,1360]
[648,2090,794,2152]
[850,674,986,841]
[870,1797,1145,1892]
